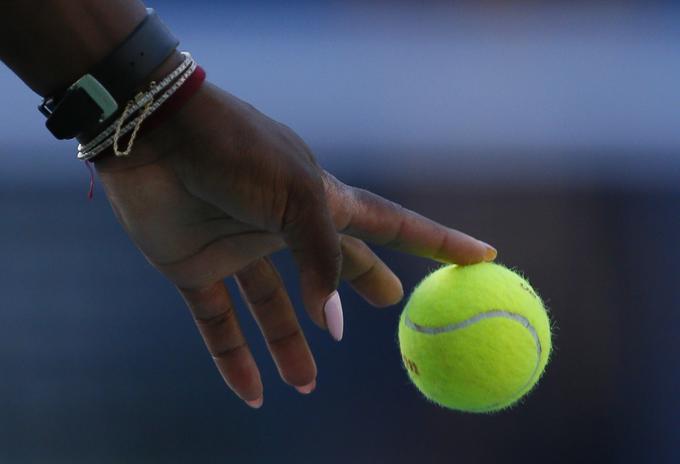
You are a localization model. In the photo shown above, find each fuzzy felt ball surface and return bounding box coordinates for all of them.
[398,263,552,413]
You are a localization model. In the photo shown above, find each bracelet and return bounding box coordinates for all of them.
[77,53,203,161]
[79,52,194,153]
[78,61,195,160]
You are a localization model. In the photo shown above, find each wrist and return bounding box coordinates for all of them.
[0,0,146,97]
[93,81,214,172]
[90,66,209,170]
[34,7,180,141]
[147,50,185,88]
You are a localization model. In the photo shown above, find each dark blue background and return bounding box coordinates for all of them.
[0,1,678,462]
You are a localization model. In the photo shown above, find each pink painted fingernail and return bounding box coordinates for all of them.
[479,241,498,262]
[295,379,317,395]
[323,291,343,341]
[246,397,263,409]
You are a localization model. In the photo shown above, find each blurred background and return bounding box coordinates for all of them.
[1,0,679,462]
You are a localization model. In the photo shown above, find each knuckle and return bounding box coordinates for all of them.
[267,328,302,348]
[349,258,380,283]
[280,177,325,232]
[248,286,280,307]
[194,305,235,328]
[211,342,248,360]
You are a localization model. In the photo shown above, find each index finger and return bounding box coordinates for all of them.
[325,174,497,265]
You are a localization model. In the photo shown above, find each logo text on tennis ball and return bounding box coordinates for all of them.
[402,355,420,376]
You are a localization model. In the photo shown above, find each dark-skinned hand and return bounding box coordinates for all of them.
[94,82,497,408]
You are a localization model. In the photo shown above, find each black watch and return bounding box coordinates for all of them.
[39,8,179,141]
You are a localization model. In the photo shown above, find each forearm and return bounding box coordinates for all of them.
[0,0,146,96]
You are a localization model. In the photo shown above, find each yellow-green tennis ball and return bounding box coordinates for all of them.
[398,262,552,413]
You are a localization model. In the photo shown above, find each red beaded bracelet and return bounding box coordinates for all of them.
[142,64,207,133]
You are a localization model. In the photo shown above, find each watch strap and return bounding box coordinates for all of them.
[40,8,179,140]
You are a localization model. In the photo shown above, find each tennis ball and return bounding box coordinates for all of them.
[398,262,551,413]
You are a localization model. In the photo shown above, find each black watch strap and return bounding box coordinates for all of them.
[39,8,179,140]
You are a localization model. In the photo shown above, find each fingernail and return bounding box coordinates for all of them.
[479,241,497,262]
[245,397,263,409]
[295,379,317,395]
[323,291,344,341]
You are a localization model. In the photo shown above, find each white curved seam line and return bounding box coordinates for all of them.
[404,309,543,408]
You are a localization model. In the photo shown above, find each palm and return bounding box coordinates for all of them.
[99,157,284,290]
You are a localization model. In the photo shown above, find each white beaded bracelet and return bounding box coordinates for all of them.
[77,52,196,161]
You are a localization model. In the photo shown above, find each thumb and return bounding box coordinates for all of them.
[283,180,344,341]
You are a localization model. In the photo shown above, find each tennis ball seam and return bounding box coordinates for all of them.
[403,309,543,409]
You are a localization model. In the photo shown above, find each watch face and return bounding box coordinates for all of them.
[45,75,119,140]
[71,74,119,122]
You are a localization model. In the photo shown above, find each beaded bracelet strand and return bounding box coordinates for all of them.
[77,53,197,161]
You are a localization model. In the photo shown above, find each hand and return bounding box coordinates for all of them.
[95,82,497,408]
